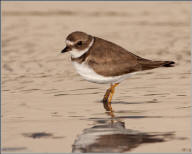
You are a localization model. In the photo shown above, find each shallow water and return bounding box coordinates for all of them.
[2,1,191,153]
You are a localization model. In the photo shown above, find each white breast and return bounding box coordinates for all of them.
[72,62,135,84]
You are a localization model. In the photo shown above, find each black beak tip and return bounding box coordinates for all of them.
[61,48,67,53]
[61,47,69,53]
[61,49,65,53]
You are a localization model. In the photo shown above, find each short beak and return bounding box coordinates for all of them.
[61,46,70,53]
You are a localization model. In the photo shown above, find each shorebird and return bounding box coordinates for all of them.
[61,31,175,112]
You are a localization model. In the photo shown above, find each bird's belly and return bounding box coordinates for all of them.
[72,62,134,84]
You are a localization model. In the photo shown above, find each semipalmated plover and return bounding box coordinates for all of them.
[61,31,175,112]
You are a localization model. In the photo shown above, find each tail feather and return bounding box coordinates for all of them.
[162,61,175,67]
[139,60,175,71]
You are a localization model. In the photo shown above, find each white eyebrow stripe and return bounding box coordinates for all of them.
[66,40,75,46]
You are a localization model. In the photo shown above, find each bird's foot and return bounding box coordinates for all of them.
[103,102,113,112]
[102,83,119,112]
[103,88,113,112]
[103,88,111,102]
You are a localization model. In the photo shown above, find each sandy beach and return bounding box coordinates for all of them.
[1,1,191,153]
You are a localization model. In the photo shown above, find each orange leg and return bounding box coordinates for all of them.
[102,83,119,112]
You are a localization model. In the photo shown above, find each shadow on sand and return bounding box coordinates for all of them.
[72,112,174,153]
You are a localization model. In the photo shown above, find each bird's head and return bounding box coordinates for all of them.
[61,31,94,58]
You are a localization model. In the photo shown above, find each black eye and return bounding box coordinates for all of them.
[77,41,83,46]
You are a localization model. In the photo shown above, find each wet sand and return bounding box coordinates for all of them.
[1,1,191,153]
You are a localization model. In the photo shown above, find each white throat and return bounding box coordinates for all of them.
[69,38,94,58]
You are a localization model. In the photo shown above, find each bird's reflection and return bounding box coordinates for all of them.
[72,112,173,153]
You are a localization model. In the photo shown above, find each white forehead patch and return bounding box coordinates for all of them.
[66,40,75,46]
[69,38,94,59]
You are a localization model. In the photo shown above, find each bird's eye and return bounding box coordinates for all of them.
[77,41,83,46]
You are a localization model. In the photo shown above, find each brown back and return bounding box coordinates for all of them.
[87,37,148,76]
